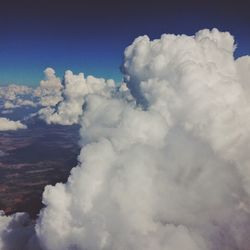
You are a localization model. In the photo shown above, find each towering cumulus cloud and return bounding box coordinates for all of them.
[1,28,250,250]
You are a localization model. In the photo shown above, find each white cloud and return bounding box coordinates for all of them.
[0,211,39,250]
[0,68,63,112]
[16,99,37,108]
[236,55,250,96]
[39,71,116,125]
[1,28,250,250]
[34,67,63,107]
[3,99,37,109]
[0,117,27,131]
[36,29,250,250]
[3,101,17,109]
[0,85,33,101]
[0,84,36,110]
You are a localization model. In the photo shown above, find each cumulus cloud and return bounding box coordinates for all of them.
[34,68,63,107]
[3,99,37,109]
[0,117,27,131]
[3,101,17,109]
[1,28,250,250]
[0,84,36,110]
[39,71,116,125]
[0,68,63,111]
[0,85,33,101]
[35,28,250,250]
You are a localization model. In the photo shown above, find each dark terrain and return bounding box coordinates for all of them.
[0,119,80,218]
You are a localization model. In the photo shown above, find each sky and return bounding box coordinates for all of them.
[0,0,249,86]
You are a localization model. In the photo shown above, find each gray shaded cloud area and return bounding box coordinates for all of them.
[1,28,250,250]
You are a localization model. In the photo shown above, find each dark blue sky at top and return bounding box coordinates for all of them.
[0,0,249,86]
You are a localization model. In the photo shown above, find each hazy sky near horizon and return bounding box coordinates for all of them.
[0,0,249,86]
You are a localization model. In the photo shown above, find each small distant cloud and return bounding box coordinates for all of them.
[0,117,27,131]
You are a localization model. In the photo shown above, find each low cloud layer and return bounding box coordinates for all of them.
[0,117,27,131]
[1,28,250,250]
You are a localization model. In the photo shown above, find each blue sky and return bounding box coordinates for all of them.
[0,0,249,86]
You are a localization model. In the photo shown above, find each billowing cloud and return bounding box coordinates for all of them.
[39,71,116,125]
[3,99,37,109]
[0,85,35,110]
[36,28,250,250]
[0,68,62,112]
[34,67,63,107]
[0,211,39,250]
[0,85,33,101]
[0,117,27,131]
[1,28,250,250]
